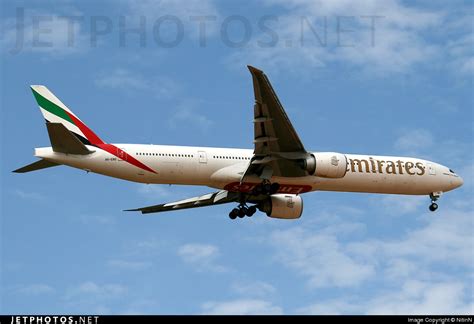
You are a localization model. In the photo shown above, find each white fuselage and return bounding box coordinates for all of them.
[34,144,463,196]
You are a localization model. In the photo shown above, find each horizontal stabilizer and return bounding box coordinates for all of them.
[47,122,93,155]
[13,159,59,173]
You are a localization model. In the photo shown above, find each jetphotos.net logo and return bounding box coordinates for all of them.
[6,8,384,54]
[9,316,99,324]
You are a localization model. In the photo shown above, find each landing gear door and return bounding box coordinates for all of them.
[198,151,207,164]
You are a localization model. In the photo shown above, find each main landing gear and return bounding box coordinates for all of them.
[429,192,442,212]
[229,205,257,219]
[228,182,280,220]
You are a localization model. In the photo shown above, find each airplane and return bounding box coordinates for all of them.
[14,66,463,219]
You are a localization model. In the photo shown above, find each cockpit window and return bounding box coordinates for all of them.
[449,169,455,173]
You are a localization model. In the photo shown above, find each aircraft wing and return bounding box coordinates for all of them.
[125,190,240,214]
[243,66,312,179]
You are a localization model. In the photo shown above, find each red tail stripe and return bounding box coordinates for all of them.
[65,111,105,145]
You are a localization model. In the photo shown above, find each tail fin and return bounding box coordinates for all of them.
[31,85,105,146]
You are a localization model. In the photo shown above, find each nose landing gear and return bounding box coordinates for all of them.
[429,192,442,212]
[429,202,438,212]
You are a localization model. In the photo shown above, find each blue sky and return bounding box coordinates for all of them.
[1,0,473,315]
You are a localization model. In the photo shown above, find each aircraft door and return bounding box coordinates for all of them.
[427,163,436,175]
[198,151,207,164]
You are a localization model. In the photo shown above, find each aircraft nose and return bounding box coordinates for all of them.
[454,175,464,189]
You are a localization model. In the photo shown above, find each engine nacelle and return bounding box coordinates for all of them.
[259,194,303,219]
[310,152,347,178]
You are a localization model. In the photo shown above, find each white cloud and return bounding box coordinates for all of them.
[231,281,277,298]
[201,299,283,315]
[94,70,212,131]
[383,258,419,280]
[168,99,213,131]
[15,284,55,296]
[14,189,46,201]
[63,281,126,313]
[66,281,127,300]
[134,238,162,250]
[381,208,473,266]
[391,128,470,170]
[123,238,164,257]
[299,280,473,315]
[178,243,218,263]
[126,0,221,39]
[119,299,161,315]
[298,299,359,315]
[266,200,473,314]
[137,184,171,199]
[377,195,425,215]
[107,259,152,271]
[128,0,219,19]
[269,226,375,288]
[443,14,474,77]
[95,69,179,99]
[394,129,434,153]
[95,69,149,91]
[366,280,473,315]
[351,205,473,270]
[77,281,126,295]
[227,0,448,76]
[63,281,127,313]
[178,243,228,272]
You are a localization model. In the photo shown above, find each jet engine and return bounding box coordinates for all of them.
[302,152,347,178]
[258,194,303,219]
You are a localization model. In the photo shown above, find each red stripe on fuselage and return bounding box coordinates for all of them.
[97,144,157,174]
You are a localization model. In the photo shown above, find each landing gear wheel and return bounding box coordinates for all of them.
[229,208,239,219]
[238,207,247,218]
[429,203,438,212]
[246,205,257,217]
